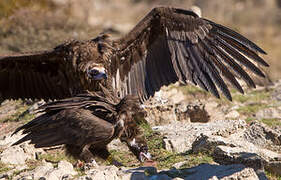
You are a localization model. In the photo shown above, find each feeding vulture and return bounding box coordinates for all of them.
[0,7,268,101]
[12,89,151,164]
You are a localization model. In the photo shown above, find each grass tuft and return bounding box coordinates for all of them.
[0,161,12,174]
[38,150,76,165]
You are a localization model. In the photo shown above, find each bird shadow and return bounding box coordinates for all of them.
[124,163,267,180]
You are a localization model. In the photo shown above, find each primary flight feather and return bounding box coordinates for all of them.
[0,7,268,101]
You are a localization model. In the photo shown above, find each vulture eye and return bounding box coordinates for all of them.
[87,67,107,80]
[97,43,104,53]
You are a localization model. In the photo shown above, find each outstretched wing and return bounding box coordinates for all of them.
[0,44,83,100]
[110,7,268,101]
[12,109,115,148]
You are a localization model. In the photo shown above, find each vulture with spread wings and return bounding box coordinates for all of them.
[12,89,151,164]
[0,7,268,101]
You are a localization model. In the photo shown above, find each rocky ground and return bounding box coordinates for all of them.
[0,0,281,179]
[0,80,280,180]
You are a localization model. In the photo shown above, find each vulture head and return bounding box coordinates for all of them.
[117,94,151,162]
[76,33,113,87]
[127,137,151,162]
[86,63,107,80]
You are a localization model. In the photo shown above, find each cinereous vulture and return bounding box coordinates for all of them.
[0,7,268,101]
[12,89,151,165]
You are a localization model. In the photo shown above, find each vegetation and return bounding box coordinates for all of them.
[0,100,34,124]
[139,122,214,169]
[265,170,281,180]
[0,161,11,174]
[38,150,76,165]
[108,121,214,169]
[232,89,273,103]
[0,0,54,19]
[261,118,281,127]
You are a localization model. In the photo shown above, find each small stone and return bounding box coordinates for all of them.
[225,110,240,119]
[172,161,188,169]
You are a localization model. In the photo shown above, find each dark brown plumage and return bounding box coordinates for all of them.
[12,90,151,164]
[0,7,269,101]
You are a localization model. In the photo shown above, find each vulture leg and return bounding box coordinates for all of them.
[88,145,124,167]
[65,144,85,160]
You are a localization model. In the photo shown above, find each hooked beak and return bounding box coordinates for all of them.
[93,71,107,80]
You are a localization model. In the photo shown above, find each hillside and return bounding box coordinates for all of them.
[0,0,280,179]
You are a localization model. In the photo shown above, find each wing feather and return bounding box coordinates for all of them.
[13,109,115,148]
[205,19,267,54]
[111,7,268,101]
[187,45,220,98]
[216,31,268,67]
[198,40,244,94]
[213,34,266,77]
[0,44,87,100]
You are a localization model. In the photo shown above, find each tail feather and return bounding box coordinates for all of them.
[13,127,67,148]
[12,113,52,136]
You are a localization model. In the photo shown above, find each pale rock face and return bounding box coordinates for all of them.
[0,146,33,165]
[43,160,77,180]
[32,162,54,180]
[153,118,280,177]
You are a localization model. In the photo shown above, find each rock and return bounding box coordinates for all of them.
[154,119,246,153]
[145,100,211,125]
[83,166,120,180]
[107,138,129,152]
[12,160,76,180]
[192,134,236,154]
[243,121,281,150]
[172,161,189,169]
[186,103,210,123]
[44,160,77,180]
[123,166,157,180]
[0,131,25,146]
[256,107,281,120]
[213,146,264,171]
[0,174,9,180]
[145,104,177,125]
[32,161,54,180]
[204,101,226,121]
[0,145,34,165]
[0,132,44,166]
[79,166,153,180]
[272,80,281,101]
[225,110,240,119]
[191,122,281,176]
